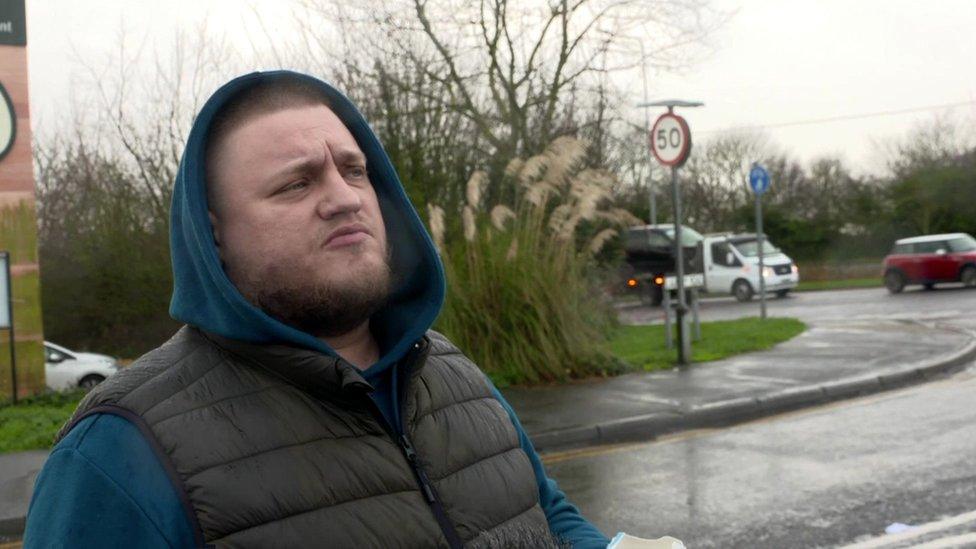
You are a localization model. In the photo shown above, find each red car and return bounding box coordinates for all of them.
[883,233,976,293]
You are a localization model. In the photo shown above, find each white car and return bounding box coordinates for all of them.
[44,341,120,391]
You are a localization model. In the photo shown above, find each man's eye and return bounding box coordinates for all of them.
[281,180,309,193]
[347,167,367,179]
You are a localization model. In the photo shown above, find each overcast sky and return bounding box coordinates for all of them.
[24,0,976,175]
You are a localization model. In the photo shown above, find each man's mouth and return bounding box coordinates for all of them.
[324,223,371,249]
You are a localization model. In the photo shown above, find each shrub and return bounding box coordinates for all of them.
[430,137,641,386]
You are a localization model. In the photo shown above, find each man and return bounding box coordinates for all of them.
[24,71,609,548]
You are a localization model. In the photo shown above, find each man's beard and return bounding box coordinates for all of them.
[238,250,395,338]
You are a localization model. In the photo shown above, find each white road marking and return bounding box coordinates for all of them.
[912,531,976,548]
[838,508,976,548]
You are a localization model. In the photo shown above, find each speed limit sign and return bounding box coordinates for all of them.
[649,113,692,167]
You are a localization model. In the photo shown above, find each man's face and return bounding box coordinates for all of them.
[208,104,392,337]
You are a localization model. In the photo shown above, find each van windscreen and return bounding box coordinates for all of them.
[732,239,781,257]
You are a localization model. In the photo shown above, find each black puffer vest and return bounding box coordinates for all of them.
[58,327,557,548]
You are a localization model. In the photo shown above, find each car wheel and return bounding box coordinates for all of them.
[775,289,790,298]
[962,266,976,288]
[733,280,754,302]
[885,271,905,294]
[79,374,105,390]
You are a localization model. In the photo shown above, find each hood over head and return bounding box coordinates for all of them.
[169,70,445,376]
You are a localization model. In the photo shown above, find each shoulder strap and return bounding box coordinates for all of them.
[63,404,210,548]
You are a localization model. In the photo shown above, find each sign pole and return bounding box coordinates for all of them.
[663,287,673,350]
[755,193,767,320]
[749,163,771,321]
[670,161,690,364]
[635,44,658,226]
[649,177,657,226]
[1,252,15,403]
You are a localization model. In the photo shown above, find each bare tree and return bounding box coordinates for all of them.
[64,22,241,222]
[291,0,726,206]
[34,23,242,355]
[671,131,769,231]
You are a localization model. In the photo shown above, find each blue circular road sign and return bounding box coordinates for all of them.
[749,163,771,195]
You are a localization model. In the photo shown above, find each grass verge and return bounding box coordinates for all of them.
[608,317,806,372]
[796,278,881,292]
[0,390,84,453]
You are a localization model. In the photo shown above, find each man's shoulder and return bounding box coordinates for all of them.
[423,330,482,375]
[56,326,218,440]
[92,326,215,402]
[420,330,499,395]
[425,329,464,356]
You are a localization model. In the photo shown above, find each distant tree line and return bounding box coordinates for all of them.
[613,118,976,262]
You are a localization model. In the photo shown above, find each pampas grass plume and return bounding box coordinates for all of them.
[462,205,477,242]
[491,205,516,230]
[427,203,446,252]
[466,170,487,208]
[588,228,617,255]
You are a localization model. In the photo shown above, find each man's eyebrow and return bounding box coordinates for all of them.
[267,148,365,181]
[269,157,323,180]
[331,147,367,166]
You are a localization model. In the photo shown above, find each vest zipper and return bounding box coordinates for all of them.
[357,339,464,548]
[398,433,436,503]
[358,398,464,548]
[396,342,464,548]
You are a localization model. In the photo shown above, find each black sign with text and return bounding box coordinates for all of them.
[0,0,25,47]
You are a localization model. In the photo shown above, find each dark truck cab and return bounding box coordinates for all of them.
[621,224,704,306]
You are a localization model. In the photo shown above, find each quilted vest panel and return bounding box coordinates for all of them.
[59,327,557,548]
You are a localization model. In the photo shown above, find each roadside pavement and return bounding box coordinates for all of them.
[502,317,976,453]
[0,451,45,539]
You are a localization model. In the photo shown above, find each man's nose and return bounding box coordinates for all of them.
[315,168,362,219]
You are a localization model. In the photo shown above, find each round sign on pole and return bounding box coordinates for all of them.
[649,112,692,167]
[749,163,771,195]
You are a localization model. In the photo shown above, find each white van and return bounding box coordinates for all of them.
[700,233,800,301]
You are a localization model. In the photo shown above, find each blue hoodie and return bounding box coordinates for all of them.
[24,70,609,548]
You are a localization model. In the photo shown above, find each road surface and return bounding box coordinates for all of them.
[619,285,976,327]
[546,364,976,548]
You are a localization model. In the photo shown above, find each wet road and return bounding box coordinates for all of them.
[620,284,976,326]
[545,365,976,548]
